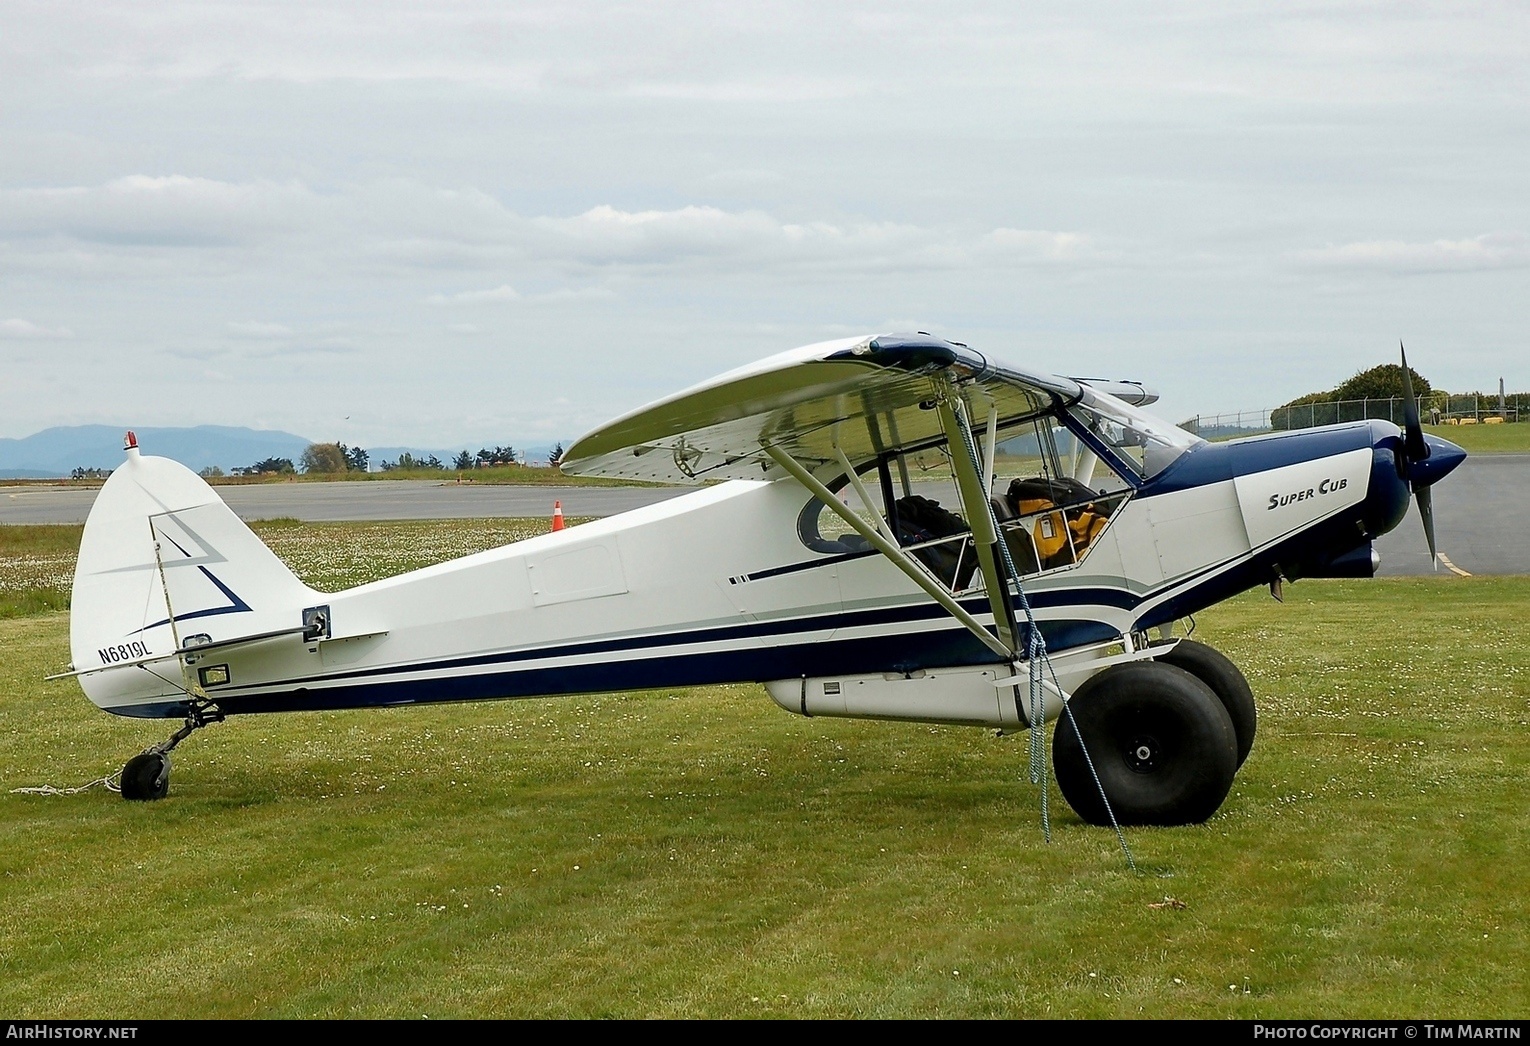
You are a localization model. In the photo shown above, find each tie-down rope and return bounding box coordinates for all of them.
[952,404,1135,870]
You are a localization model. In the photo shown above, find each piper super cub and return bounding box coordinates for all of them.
[58,333,1464,825]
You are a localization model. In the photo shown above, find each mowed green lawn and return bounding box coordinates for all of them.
[1420,421,1530,455]
[0,521,1525,1018]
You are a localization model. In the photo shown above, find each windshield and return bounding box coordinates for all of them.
[1069,387,1203,480]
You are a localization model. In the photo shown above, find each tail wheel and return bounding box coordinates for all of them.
[1053,661,1237,826]
[120,752,170,801]
[1155,639,1257,767]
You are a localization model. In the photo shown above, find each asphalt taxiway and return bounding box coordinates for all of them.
[3,455,1524,576]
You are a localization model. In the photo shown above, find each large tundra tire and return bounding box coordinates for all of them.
[1155,639,1257,768]
[1053,661,1237,826]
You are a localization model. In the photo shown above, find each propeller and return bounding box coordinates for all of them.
[1397,342,1430,470]
[1397,341,1454,570]
[1396,343,1434,568]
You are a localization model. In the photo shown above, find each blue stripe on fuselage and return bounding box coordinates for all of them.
[113,615,1122,719]
[222,590,1133,695]
[1140,421,1388,498]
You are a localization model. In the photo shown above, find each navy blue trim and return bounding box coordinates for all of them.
[106,700,195,720]
[1139,421,1385,498]
[1023,585,1141,611]
[821,336,1081,405]
[227,580,1148,696]
[1134,555,1270,633]
[825,335,989,378]
[131,614,1119,719]
[1363,447,1411,539]
[1132,453,1411,630]
[134,566,253,634]
[743,549,879,582]
[106,556,1258,722]
[102,522,1362,720]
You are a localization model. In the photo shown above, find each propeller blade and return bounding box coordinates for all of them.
[1399,341,1429,465]
[1417,482,1438,571]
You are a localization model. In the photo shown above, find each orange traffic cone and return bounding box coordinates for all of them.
[551,500,565,531]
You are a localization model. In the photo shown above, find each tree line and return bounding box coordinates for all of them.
[214,442,565,476]
[1271,364,1527,430]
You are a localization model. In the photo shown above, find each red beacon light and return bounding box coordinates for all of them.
[124,431,138,451]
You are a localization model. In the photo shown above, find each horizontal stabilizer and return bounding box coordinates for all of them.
[46,625,313,682]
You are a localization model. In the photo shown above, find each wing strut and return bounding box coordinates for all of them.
[762,443,1013,662]
[831,444,898,545]
[934,384,1022,658]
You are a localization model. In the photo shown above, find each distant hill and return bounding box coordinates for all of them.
[0,425,314,478]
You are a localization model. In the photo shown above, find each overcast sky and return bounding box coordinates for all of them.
[2,1,1525,447]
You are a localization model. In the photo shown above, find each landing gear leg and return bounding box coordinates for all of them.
[119,700,224,801]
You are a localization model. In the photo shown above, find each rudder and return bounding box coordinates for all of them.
[69,436,317,716]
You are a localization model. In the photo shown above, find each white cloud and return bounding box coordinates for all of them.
[1296,233,1529,273]
[529,204,900,269]
[35,3,1525,108]
[0,318,73,339]
[228,320,294,338]
[1,178,1102,281]
[0,176,317,248]
[623,75,865,103]
[447,323,481,334]
[526,205,1098,275]
[2,4,1526,441]
[427,284,521,305]
[240,336,359,359]
[981,228,1099,262]
[525,286,616,304]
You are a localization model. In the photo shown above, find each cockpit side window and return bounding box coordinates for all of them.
[797,408,1138,587]
[796,452,980,591]
[990,416,1132,577]
[797,472,868,554]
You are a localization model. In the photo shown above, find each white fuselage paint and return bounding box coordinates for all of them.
[76,444,1371,726]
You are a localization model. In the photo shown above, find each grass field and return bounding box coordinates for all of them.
[1421,421,1530,455]
[3,464,654,491]
[0,518,577,617]
[1201,422,1529,454]
[0,521,1525,1017]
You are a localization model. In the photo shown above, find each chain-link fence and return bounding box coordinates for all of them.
[1180,394,1524,438]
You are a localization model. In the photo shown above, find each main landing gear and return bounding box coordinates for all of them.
[1052,641,1257,826]
[119,700,224,801]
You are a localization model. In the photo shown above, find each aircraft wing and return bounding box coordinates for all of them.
[560,333,1084,484]
[1067,378,1159,407]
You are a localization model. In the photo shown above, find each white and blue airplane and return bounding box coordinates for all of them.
[58,334,1463,825]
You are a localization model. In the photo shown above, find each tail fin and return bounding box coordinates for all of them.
[70,437,316,715]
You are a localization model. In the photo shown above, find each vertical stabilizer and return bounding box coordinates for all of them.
[70,436,317,715]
